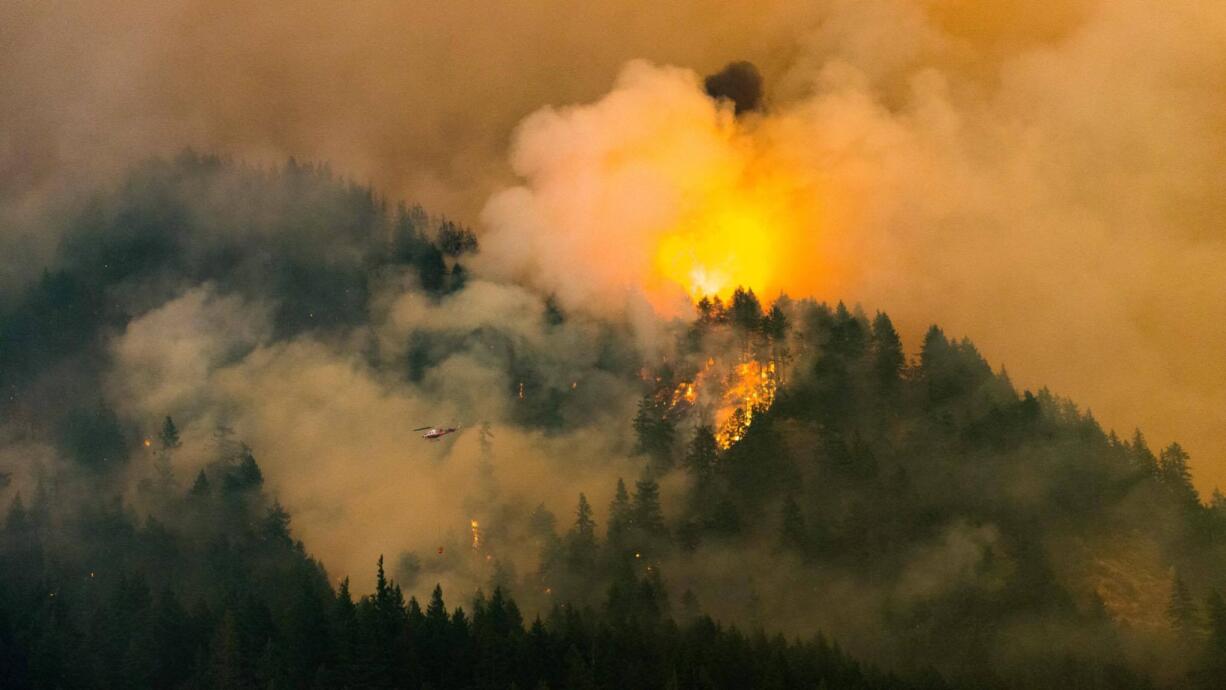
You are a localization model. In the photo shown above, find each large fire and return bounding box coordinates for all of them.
[668,354,779,450]
[647,163,824,307]
[654,196,781,302]
[715,359,778,449]
[480,62,837,317]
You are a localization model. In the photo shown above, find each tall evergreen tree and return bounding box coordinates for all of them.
[262,500,292,544]
[830,302,867,358]
[633,473,666,537]
[190,470,211,497]
[762,302,789,342]
[1130,429,1159,476]
[567,494,598,572]
[729,287,764,333]
[1159,443,1199,506]
[632,395,675,470]
[159,415,181,450]
[1205,590,1226,654]
[870,312,905,393]
[607,480,633,548]
[919,324,950,371]
[1168,574,1199,639]
[684,425,720,482]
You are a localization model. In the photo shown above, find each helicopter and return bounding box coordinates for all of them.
[414,426,459,440]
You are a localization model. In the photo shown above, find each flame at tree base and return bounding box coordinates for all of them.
[668,354,779,450]
[715,359,777,449]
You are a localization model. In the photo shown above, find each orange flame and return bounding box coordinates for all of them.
[654,198,781,302]
[645,160,829,311]
[715,359,778,449]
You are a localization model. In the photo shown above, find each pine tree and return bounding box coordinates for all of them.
[159,415,181,450]
[423,584,450,686]
[762,303,789,342]
[235,448,264,488]
[190,470,211,497]
[684,425,719,482]
[1199,590,1226,686]
[696,296,725,324]
[919,325,950,371]
[425,585,447,623]
[437,220,478,256]
[729,287,763,332]
[1212,488,1226,511]
[608,479,632,547]
[830,302,866,358]
[1130,429,1159,476]
[1168,573,1199,639]
[632,395,675,470]
[1205,590,1226,654]
[262,500,292,544]
[1159,443,1199,506]
[448,263,469,294]
[529,503,557,539]
[870,312,904,392]
[567,494,598,572]
[632,473,666,536]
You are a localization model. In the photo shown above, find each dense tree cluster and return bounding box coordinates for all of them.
[0,443,940,690]
[621,296,1226,688]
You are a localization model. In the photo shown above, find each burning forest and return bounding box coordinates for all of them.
[4,1,1226,688]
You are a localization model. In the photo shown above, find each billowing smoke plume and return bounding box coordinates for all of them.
[469,0,1226,494]
[475,60,825,323]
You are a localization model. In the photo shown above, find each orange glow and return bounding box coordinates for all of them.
[661,354,779,448]
[673,381,697,407]
[654,197,780,302]
[470,519,481,550]
[715,359,777,449]
[647,163,825,307]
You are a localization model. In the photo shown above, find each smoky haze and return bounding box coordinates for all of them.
[3,0,1226,522]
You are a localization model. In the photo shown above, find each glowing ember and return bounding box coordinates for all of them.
[669,357,716,410]
[670,381,697,408]
[143,439,152,448]
[470,519,481,550]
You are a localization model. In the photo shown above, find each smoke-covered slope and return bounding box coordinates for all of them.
[2,155,1224,688]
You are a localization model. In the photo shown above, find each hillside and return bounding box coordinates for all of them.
[2,155,1224,688]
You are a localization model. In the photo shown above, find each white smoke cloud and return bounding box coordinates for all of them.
[472,0,1226,493]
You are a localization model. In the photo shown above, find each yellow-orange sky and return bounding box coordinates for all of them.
[4,0,1226,494]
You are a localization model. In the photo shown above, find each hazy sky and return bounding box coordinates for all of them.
[4,0,1225,493]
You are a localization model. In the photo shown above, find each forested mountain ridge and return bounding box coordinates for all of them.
[0,434,934,689]
[1,154,1224,688]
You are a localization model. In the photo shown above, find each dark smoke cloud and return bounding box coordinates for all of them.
[704,60,764,114]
